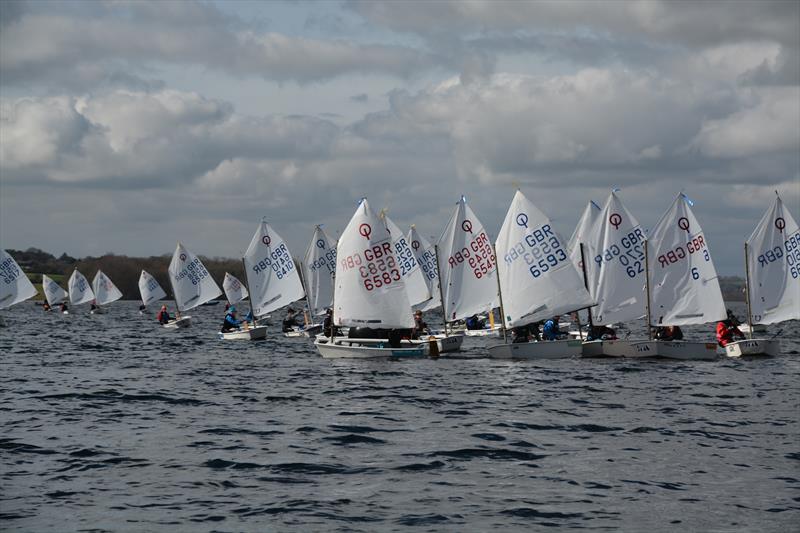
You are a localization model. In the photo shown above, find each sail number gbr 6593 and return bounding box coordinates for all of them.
[341,242,402,291]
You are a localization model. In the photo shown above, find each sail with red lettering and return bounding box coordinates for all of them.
[243,221,305,318]
[302,225,337,316]
[92,270,123,306]
[138,270,167,306]
[647,194,726,326]
[496,190,594,327]
[567,200,601,276]
[222,272,249,305]
[168,243,223,312]
[0,249,38,309]
[333,199,413,329]
[436,196,498,322]
[42,274,68,306]
[746,194,799,324]
[585,191,647,324]
[383,213,431,308]
[68,269,95,306]
[406,226,441,312]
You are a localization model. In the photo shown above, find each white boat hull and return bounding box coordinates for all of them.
[163,316,192,329]
[464,327,503,337]
[488,339,583,359]
[218,326,268,340]
[629,340,718,360]
[284,324,323,338]
[313,334,463,355]
[724,338,779,357]
[601,339,646,357]
[581,340,605,357]
[315,338,426,359]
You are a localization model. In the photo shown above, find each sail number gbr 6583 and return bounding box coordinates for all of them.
[341,242,402,291]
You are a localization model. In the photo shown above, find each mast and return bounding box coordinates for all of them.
[168,246,180,319]
[492,244,508,343]
[296,255,312,326]
[433,244,448,336]
[644,238,652,340]
[579,242,595,331]
[743,242,754,340]
[241,257,254,325]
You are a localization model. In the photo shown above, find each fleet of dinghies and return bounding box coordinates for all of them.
[1,190,797,358]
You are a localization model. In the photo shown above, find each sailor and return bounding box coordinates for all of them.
[282,308,300,333]
[465,314,485,330]
[412,310,428,339]
[59,302,69,313]
[587,324,617,341]
[157,304,171,325]
[90,301,99,312]
[542,316,564,341]
[42,302,51,312]
[244,309,254,323]
[716,310,744,347]
[138,304,147,314]
[221,306,242,332]
[655,325,683,341]
[512,324,532,343]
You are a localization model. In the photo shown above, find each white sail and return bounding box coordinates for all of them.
[383,213,431,308]
[406,226,441,312]
[92,270,123,306]
[746,195,800,324]
[585,191,647,324]
[243,221,305,317]
[333,198,413,329]
[496,190,594,327]
[567,200,601,276]
[302,225,337,316]
[68,269,95,306]
[42,274,68,306]
[647,194,726,326]
[222,272,249,305]
[168,243,222,312]
[0,250,38,309]
[436,196,498,322]
[138,270,167,306]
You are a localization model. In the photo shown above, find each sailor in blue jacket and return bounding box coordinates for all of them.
[542,316,563,340]
[221,306,242,332]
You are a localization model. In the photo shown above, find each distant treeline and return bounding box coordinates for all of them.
[12,248,247,301]
[10,247,747,302]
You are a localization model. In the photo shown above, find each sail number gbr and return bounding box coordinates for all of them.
[448,231,494,279]
[505,225,568,279]
[0,256,22,285]
[594,227,645,278]
[340,242,402,291]
[251,243,295,279]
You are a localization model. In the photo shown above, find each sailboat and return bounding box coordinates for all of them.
[238,220,304,340]
[166,243,222,329]
[218,271,267,339]
[315,198,425,358]
[222,272,248,306]
[488,190,592,359]
[436,195,500,337]
[407,226,441,312]
[0,250,38,325]
[68,268,95,313]
[639,193,724,360]
[91,270,123,313]
[583,190,648,357]
[302,225,337,320]
[725,194,797,357]
[565,200,601,343]
[42,274,69,312]
[138,270,167,312]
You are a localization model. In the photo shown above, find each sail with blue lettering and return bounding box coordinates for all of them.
[138,270,166,306]
[68,269,95,306]
[168,243,222,312]
[647,194,726,326]
[496,190,594,327]
[568,200,601,276]
[436,196,498,322]
[0,249,38,309]
[746,195,799,324]
[243,221,305,318]
[302,225,337,316]
[222,272,249,305]
[92,270,123,306]
[333,199,413,329]
[42,274,68,306]
[383,213,431,308]
[585,191,647,324]
[406,226,441,312]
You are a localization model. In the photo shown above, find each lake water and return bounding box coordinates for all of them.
[1,301,798,532]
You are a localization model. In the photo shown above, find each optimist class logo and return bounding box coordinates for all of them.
[775,217,786,234]
[412,240,420,251]
[678,217,690,233]
[359,223,372,240]
[316,239,325,249]
[179,253,187,261]
[461,220,473,233]
[609,213,622,230]
[262,235,271,246]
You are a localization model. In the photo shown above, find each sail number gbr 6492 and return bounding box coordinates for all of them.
[341,242,402,291]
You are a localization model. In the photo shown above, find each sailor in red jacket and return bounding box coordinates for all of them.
[716,309,745,347]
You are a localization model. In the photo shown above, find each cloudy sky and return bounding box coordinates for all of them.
[1,0,798,275]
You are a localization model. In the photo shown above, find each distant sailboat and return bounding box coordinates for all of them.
[222,272,249,306]
[0,250,38,325]
[489,190,592,359]
[726,194,797,357]
[406,226,441,312]
[42,274,68,311]
[68,269,95,312]
[166,243,222,328]
[302,225,337,317]
[138,270,167,310]
[91,270,123,313]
